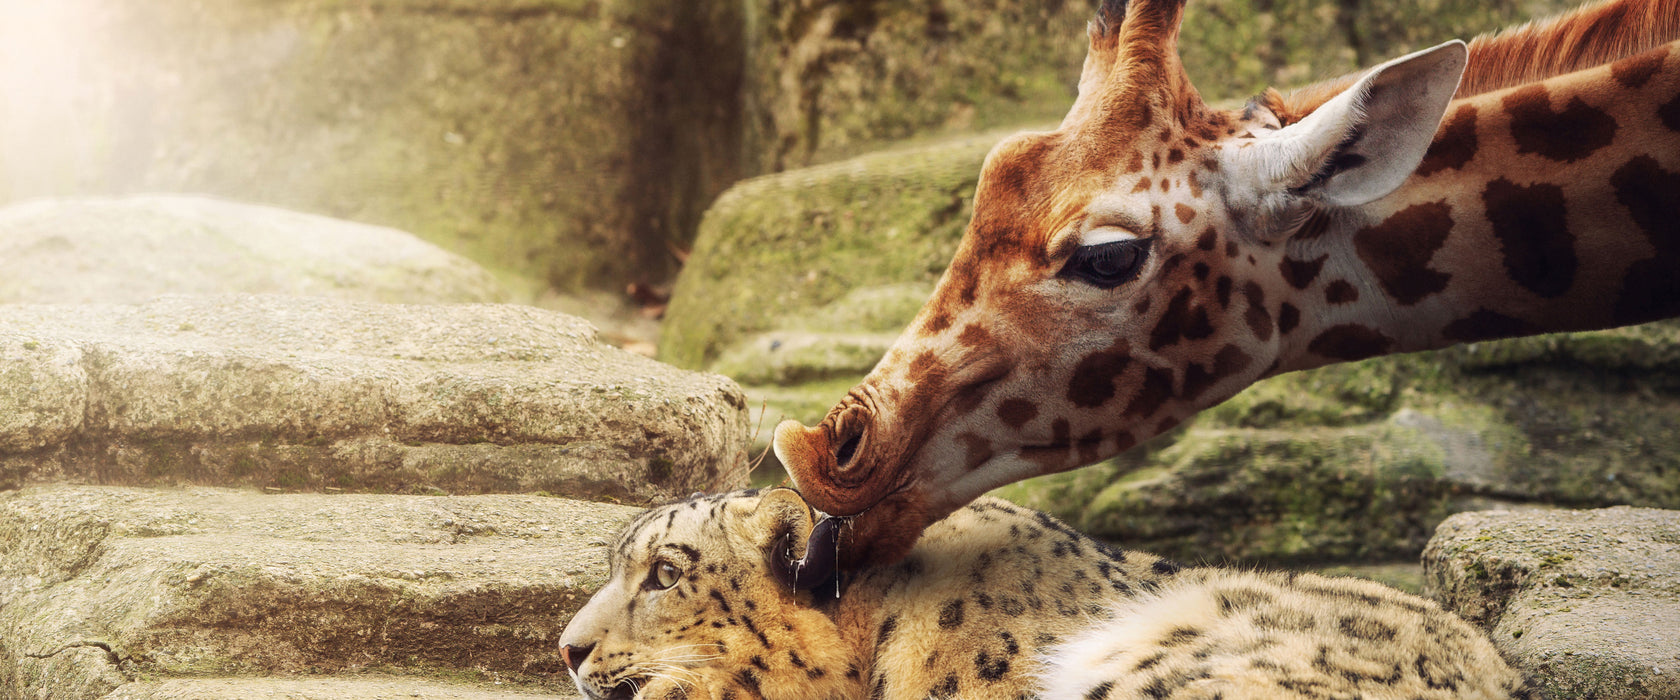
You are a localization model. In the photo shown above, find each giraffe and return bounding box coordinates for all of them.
[772,0,1680,566]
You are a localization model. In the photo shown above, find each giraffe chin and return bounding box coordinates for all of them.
[829,487,931,569]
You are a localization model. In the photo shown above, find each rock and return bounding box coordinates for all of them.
[0,197,509,305]
[0,0,745,291]
[105,676,575,699]
[1423,507,1680,700]
[0,295,750,500]
[0,485,634,699]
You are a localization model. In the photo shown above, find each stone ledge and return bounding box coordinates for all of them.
[0,295,749,500]
[1424,507,1680,700]
[0,485,638,699]
[105,675,576,699]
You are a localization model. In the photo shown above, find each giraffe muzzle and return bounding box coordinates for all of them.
[773,416,893,517]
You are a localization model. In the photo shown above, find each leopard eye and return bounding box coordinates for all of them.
[653,561,681,590]
[1060,238,1152,288]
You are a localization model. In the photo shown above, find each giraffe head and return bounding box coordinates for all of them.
[773,0,1469,565]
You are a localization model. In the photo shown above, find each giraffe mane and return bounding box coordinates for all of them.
[1279,0,1680,122]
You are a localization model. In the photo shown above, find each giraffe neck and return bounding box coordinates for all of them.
[1273,40,1680,375]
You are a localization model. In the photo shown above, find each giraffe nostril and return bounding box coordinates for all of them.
[835,432,861,467]
[560,642,595,673]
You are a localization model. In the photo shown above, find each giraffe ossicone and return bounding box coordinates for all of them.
[774,0,1680,566]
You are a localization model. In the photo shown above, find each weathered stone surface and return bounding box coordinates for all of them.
[0,196,509,305]
[0,295,749,500]
[0,485,634,699]
[1,0,744,291]
[1424,507,1680,700]
[104,677,576,699]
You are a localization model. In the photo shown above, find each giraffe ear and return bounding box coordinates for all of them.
[1227,40,1466,229]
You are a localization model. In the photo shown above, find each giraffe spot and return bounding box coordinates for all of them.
[1612,46,1670,88]
[1324,280,1359,304]
[1067,347,1134,408]
[1193,262,1210,281]
[1168,148,1185,164]
[1442,310,1539,343]
[1484,178,1577,298]
[1124,367,1175,418]
[1175,203,1197,224]
[1160,253,1187,275]
[1182,345,1254,401]
[958,323,993,348]
[1279,255,1327,289]
[1113,432,1137,452]
[1156,416,1180,433]
[1149,288,1214,351]
[1216,276,1233,309]
[1152,152,1162,170]
[1133,178,1152,193]
[1308,325,1395,361]
[997,399,1039,429]
[1611,156,1680,325]
[1242,282,1273,341]
[1277,303,1301,334]
[1134,297,1152,315]
[951,372,1003,416]
[1225,241,1239,258]
[1077,429,1104,463]
[1352,201,1454,305]
[923,310,953,334]
[1125,151,1145,173]
[1661,92,1680,132]
[1503,84,1617,163]
[1196,227,1217,251]
[1188,171,1204,198]
[1418,105,1478,176]
[1159,178,1171,193]
[951,259,981,305]
[909,351,942,380]
[959,433,995,471]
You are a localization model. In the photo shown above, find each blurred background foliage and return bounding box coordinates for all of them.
[0,0,1572,298]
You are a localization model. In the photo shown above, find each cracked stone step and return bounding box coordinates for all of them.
[0,294,749,501]
[104,675,576,699]
[0,485,639,699]
[1425,507,1680,700]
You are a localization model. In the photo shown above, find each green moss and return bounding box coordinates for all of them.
[663,132,1002,369]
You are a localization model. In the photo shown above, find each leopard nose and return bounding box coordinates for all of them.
[560,642,596,673]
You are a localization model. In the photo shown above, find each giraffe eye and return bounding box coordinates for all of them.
[649,561,681,590]
[1060,239,1151,288]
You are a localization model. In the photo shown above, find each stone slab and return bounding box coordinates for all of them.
[1424,507,1680,700]
[104,676,576,699]
[0,196,509,305]
[0,486,639,699]
[0,295,749,500]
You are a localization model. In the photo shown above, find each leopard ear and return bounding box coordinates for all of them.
[753,488,841,596]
